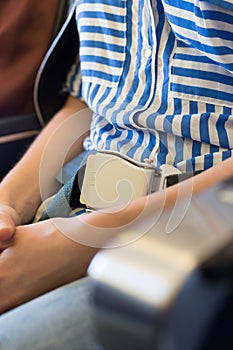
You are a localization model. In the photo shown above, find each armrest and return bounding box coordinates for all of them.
[89,178,233,350]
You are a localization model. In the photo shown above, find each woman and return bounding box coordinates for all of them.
[0,0,232,347]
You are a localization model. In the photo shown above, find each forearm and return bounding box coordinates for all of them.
[85,157,233,230]
[0,96,91,224]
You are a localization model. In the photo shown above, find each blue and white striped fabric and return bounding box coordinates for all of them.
[65,0,233,172]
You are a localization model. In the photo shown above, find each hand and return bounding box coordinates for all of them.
[0,218,97,314]
[0,205,20,247]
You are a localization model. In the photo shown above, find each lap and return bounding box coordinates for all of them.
[0,277,99,350]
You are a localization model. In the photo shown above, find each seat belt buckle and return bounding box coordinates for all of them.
[159,164,181,190]
[80,152,161,210]
[79,152,181,210]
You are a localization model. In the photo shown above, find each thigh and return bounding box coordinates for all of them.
[0,277,99,350]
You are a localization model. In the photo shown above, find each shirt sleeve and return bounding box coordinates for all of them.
[163,0,233,73]
[63,54,83,99]
[204,0,233,11]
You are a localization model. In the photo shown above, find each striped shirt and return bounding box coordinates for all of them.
[65,0,233,172]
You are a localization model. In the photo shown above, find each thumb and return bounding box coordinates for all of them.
[0,206,20,242]
[0,213,16,241]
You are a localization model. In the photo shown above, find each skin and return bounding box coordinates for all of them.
[0,95,232,314]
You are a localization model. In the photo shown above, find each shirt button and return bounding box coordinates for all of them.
[144,47,152,58]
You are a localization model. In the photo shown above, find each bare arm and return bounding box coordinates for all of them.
[0,150,232,313]
[86,156,233,229]
[0,96,92,238]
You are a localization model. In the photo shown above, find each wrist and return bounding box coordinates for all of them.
[0,204,21,226]
[0,189,28,225]
[0,183,40,224]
